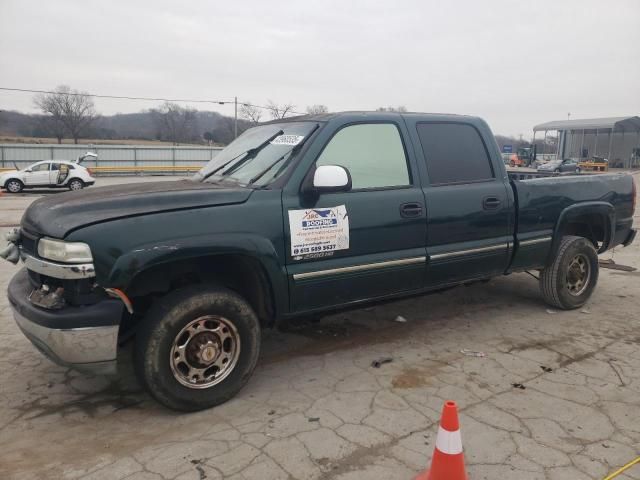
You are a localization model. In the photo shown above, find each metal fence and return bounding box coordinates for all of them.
[0,144,223,173]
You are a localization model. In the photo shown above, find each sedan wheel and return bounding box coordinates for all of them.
[6,180,23,193]
[68,179,84,191]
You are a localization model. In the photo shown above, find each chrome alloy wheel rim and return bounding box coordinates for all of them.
[170,315,241,389]
[566,253,591,296]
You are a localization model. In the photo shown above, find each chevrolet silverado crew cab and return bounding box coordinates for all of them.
[6,112,637,411]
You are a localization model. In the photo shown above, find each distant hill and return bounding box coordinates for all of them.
[0,109,251,145]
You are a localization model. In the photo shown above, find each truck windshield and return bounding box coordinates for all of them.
[195,122,318,187]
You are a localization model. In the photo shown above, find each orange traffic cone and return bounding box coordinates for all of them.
[415,400,468,480]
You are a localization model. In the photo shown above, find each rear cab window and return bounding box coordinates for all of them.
[416,123,494,185]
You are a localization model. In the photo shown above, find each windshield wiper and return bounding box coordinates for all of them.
[203,130,283,181]
[248,124,319,185]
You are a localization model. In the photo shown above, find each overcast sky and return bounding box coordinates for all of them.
[1,0,638,137]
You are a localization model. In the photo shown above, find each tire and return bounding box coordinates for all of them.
[134,285,261,411]
[575,167,581,173]
[554,168,560,173]
[510,161,516,167]
[5,179,24,193]
[68,178,84,191]
[539,235,598,310]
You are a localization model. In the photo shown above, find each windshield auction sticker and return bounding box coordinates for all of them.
[271,135,305,146]
[289,205,349,260]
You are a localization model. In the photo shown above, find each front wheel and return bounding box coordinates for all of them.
[135,285,261,411]
[68,179,84,191]
[5,179,24,193]
[539,235,598,309]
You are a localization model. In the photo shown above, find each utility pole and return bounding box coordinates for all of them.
[234,96,238,139]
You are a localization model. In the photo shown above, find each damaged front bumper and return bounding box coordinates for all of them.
[8,268,123,375]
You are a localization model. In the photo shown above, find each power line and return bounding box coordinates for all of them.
[0,86,306,114]
[0,86,233,105]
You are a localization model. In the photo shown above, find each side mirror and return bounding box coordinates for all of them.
[312,165,352,193]
[25,169,32,173]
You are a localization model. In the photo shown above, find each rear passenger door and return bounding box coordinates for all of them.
[284,121,427,312]
[407,121,514,286]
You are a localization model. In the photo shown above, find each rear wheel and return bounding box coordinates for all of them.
[5,179,23,193]
[135,285,261,411]
[540,235,598,309]
[68,178,84,191]
[575,167,581,173]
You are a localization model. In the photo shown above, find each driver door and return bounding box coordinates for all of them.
[24,163,51,185]
[283,121,427,313]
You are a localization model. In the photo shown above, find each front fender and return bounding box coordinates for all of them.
[107,233,288,317]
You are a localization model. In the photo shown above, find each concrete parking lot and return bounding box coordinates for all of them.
[1,175,639,480]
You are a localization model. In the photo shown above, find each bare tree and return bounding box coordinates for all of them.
[38,115,66,143]
[34,85,97,144]
[376,106,408,113]
[151,102,198,145]
[306,104,329,115]
[266,100,296,120]
[239,103,262,125]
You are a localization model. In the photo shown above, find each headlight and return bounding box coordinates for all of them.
[37,238,93,263]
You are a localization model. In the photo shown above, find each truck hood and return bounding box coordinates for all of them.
[21,180,253,238]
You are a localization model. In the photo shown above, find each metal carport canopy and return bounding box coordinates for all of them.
[534,116,640,132]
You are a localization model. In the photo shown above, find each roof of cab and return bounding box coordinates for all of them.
[263,111,478,124]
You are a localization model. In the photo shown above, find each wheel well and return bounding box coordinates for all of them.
[4,177,21,188]
[124,254,276,329]
[558,212,608,251]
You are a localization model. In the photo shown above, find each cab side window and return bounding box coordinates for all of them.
[417,123,494,185]
[316,123,410,189]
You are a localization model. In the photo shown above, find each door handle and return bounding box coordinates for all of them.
[482,196,502,210]
[400,202,423,218]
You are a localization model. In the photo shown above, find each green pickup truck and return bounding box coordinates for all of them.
[7,111,637,411]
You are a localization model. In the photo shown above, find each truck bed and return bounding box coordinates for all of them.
[511,172,636,247]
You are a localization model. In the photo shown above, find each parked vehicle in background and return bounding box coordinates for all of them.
[578,156,609,172]
[6,111,637,411]
[0,155,96,193]
[508,153,526,167]
[537,158,581,173]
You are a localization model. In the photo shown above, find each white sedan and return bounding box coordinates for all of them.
[0,160,96,193]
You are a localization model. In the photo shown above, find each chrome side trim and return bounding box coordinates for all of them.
[293,256,426,281]
[519,237,552,246]
[429,243,508,260]
[23,253,95,279]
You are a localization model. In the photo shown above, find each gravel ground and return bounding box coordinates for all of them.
[0,175,639,480]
